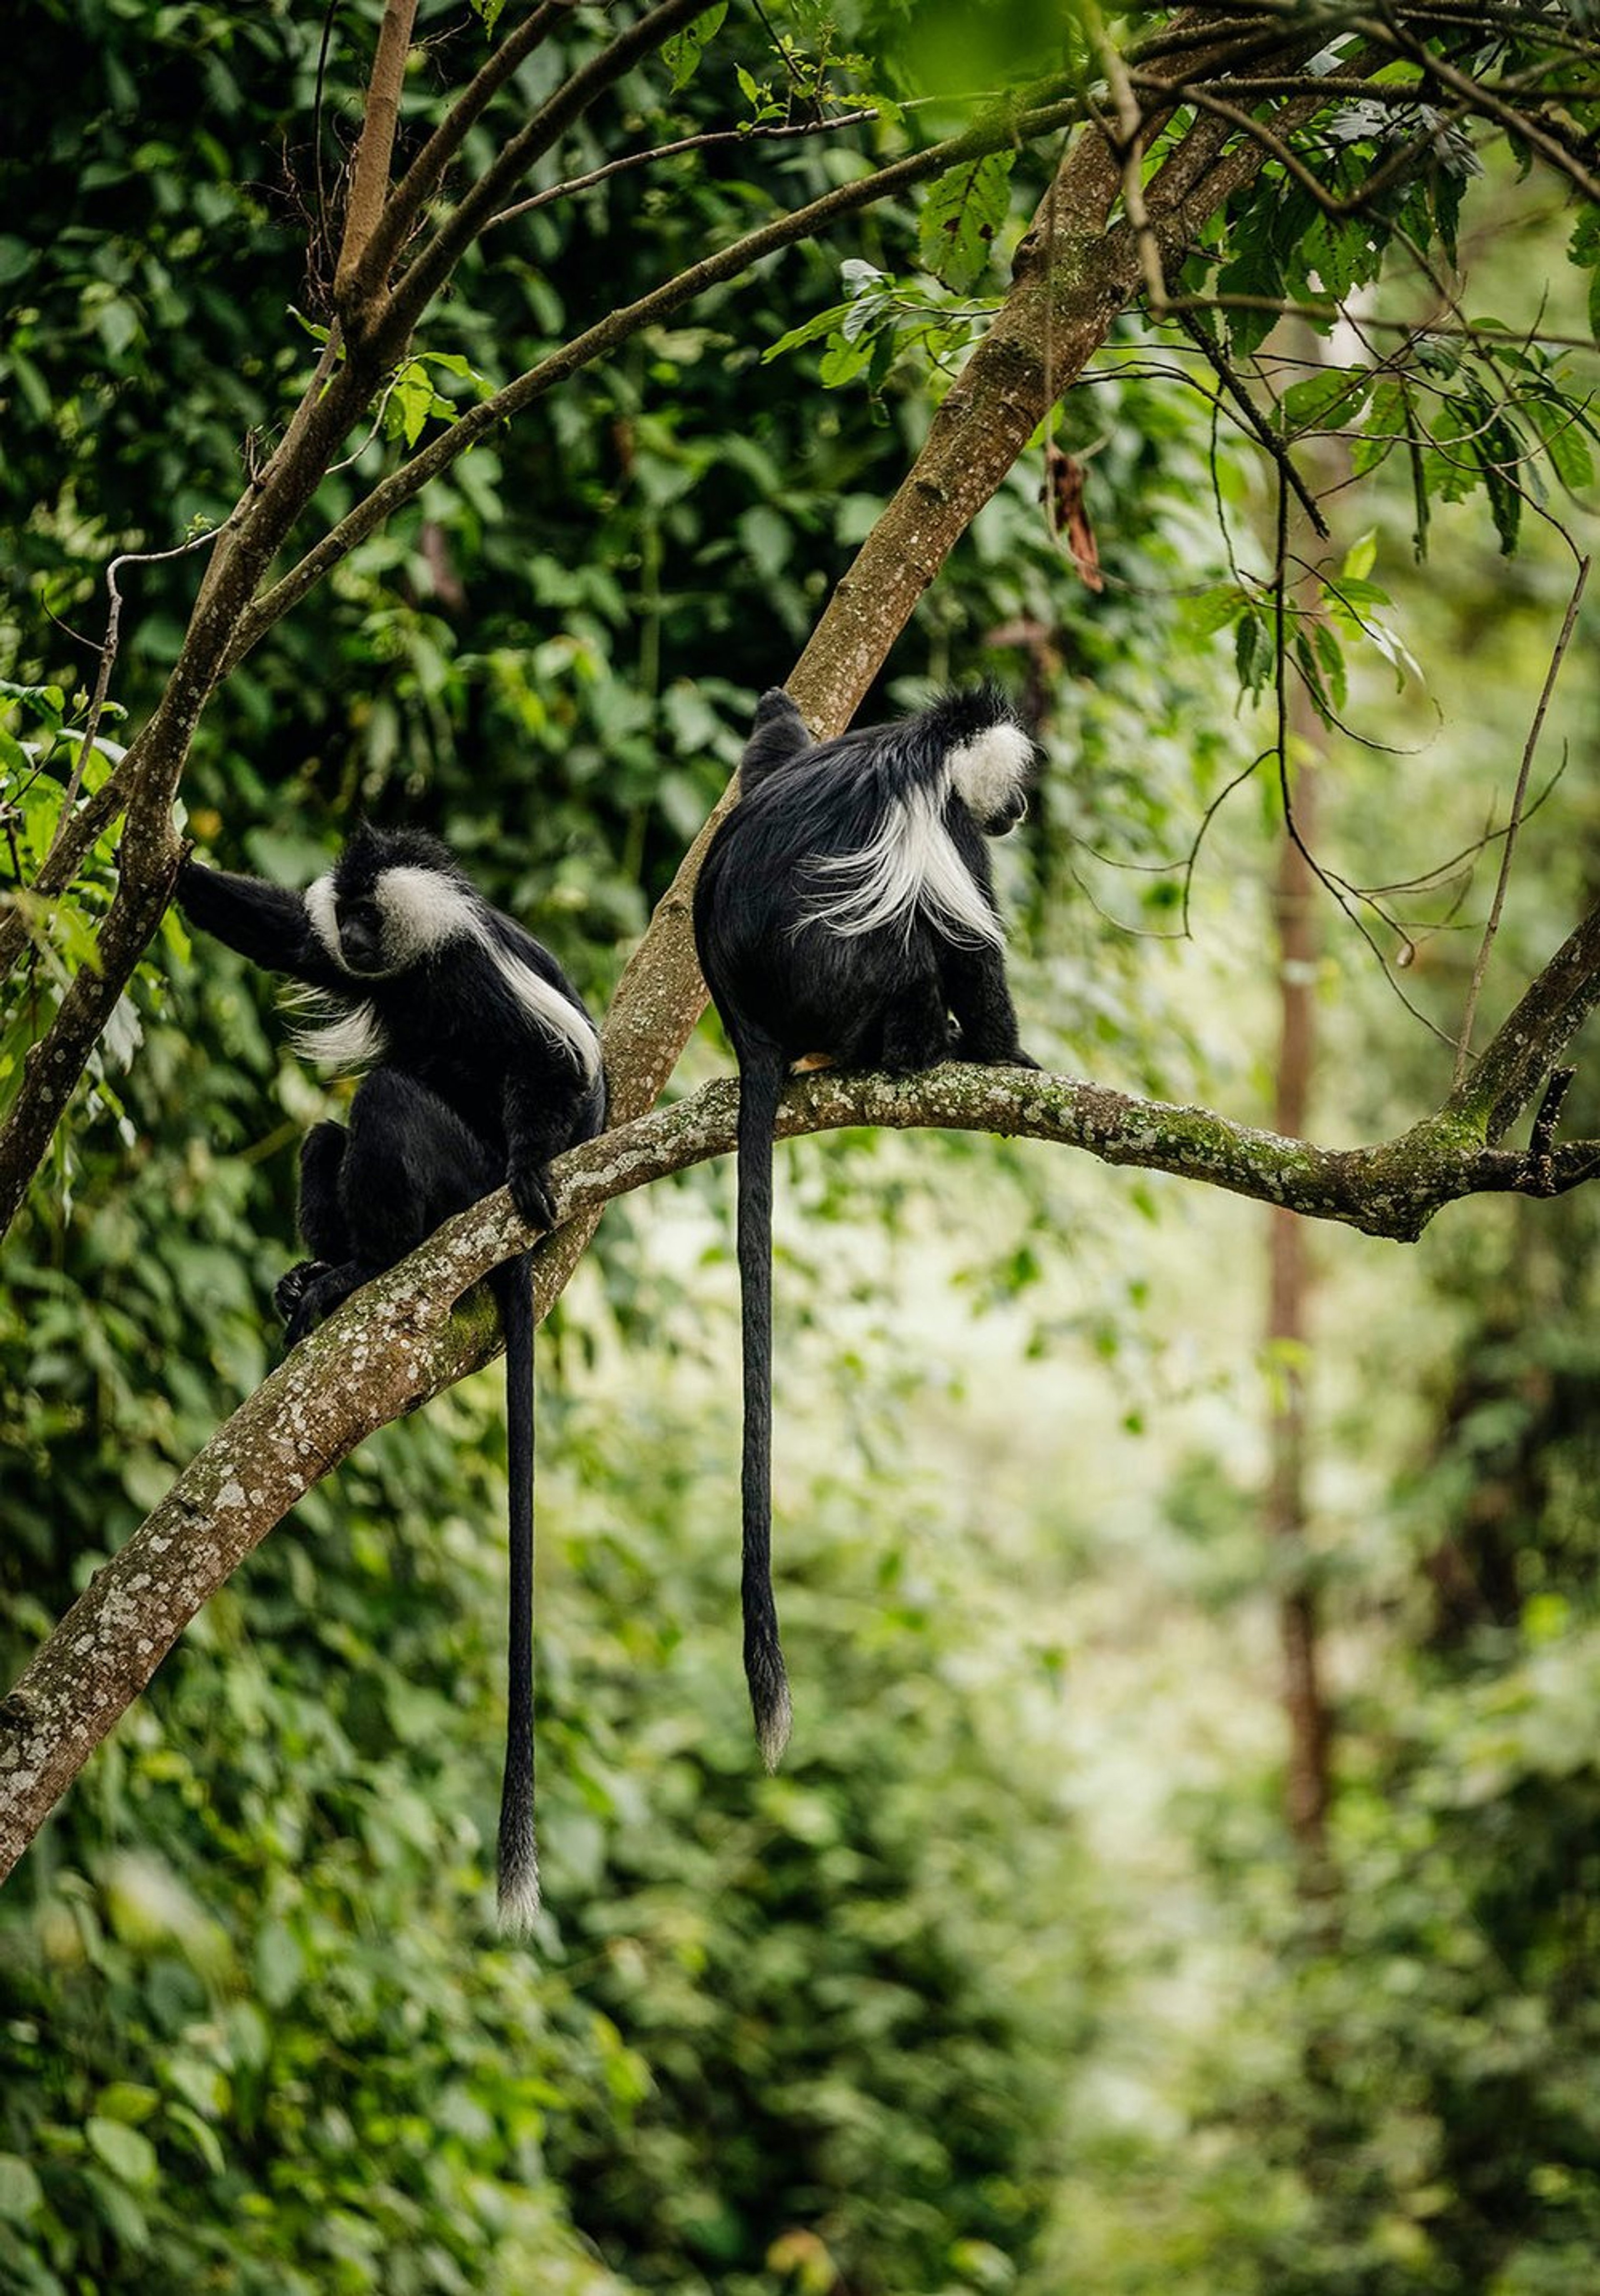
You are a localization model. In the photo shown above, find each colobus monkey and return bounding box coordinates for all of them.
[693,685,1038,1769]
[177,825,607,1932]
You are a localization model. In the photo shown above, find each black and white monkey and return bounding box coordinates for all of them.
[177,825,607,1931]
[692,685,1038,1770]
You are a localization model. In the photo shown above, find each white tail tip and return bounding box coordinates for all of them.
[496,1861,542,1938]
[758,1683,794,1773]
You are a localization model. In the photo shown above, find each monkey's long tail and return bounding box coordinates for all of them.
[736,1038,794,1769]
[494,1252,540,1933]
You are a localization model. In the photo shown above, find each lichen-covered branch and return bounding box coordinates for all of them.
[4,1057,1597,1885]
[1448,894,1600,1144]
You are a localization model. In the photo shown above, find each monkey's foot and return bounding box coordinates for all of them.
[508,1162,557,1233]
[280,1262,366,1351]
[273,1259,329,1323]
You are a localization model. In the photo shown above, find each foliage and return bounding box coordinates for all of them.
[5,0,1600,2291]
[0,1051,1080,2288]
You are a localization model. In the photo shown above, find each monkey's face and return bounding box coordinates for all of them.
[949,719,1034,837]
[335,889,388,975]
[977,786,1028,837]
[307,853,480,978]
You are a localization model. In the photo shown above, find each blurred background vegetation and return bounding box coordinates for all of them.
[3,1,1600,2289]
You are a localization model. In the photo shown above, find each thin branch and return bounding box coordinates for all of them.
[1452,554,1590,1090]
[1175,308,1331,538]
[1141,73,1477,218]
[1085,2,1169,312]
[1353,8,1600,200]
[355,0,579,295]
[380,0,714,340]
[1162,293,1600,355]
[486,108,882,230]
[44,528,226,863]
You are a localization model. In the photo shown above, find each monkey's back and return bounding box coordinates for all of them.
[365,923,605,1153]
[695,760,949,1063]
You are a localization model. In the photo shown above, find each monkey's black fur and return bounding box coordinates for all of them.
[178,824,606,1931]
[693,686,1037,1769]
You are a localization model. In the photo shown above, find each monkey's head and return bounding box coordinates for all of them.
[307,825,480,978]
[939,685,1035,836]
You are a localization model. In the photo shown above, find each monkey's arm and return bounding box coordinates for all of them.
[941,943,1037,1067]
[176,859,345,989]
[501,1068,579,1232]
[738,688,811,793]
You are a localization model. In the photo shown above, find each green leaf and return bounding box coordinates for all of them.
[1526,395,1596,493]
[94,2082,159,2126]
[1234,609,1270,694]
[0,2154,43,2223]
[918,151,1014,293]
[1342,529,1377,582]
[1569,205,1600,344]
[1188,584,1252,640]
[1473,416,1524,555]
[86,2116,158,2189]
[254,1921,304,2008]
[662,3,727,91]
[1279,367,1371,437]
[165,2103,226,2175]
[1312,619,1348,713]
[763,300,855,365]
[1351,377,1410,478]
[0,678,66,730]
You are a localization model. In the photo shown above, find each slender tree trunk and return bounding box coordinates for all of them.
[1265,749,1334,1878]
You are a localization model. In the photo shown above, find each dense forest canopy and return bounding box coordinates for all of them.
[3,0,1600,2288]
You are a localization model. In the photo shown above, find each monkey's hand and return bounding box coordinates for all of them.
[273,1258,329,1323]
[278,1261,364,1351]
[752,686,801,725]
[508,1162,558,1234]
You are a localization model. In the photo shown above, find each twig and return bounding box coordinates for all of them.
[1085,0,1168,313]
[1453,555,1591,1089]
[1137,74,1477,221]
[486,109,882,230]
[1161,293,1600,354]
[1355,8,1600,201]
[1175,308,1330,538]
[42,528,225,864]
[225,92,1094,669]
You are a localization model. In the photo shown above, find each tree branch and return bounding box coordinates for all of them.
[354,0,580,295]
[1448,893,1600,1145]
[8,1054,1599,1885]
[1452,554,1590,1090]
[378,0,713,343]
[333,0,420,313]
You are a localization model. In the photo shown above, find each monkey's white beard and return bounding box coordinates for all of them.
[802,782,1004,950]
[286,993,388,1069]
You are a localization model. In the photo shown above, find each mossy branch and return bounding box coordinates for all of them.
[4,1056,1598,1886]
